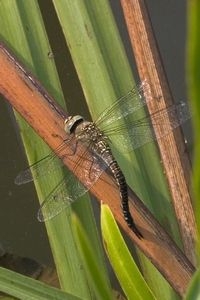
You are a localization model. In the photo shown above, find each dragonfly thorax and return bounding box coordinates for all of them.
[75,121,105,144]
[64,115,84,134]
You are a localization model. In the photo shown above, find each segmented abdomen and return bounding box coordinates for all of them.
[92,139,142,238]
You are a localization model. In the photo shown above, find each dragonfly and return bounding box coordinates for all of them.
[15,81,190,238]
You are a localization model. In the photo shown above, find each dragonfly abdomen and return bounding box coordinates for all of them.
[108,159,142,238]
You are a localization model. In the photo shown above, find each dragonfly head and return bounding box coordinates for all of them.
[64,115,84,134]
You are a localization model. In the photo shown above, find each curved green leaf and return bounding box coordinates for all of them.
[184,268,200,300]
[0,267,82,300]
[101,204,156,300]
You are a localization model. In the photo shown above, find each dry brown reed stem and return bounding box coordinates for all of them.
[120,0,196,265]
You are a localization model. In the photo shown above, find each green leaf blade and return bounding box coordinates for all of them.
[0,267,82,300]
[72,213,113,300]
[101,204,156,300]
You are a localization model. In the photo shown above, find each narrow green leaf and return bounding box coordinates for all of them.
[72,213,113,300]
[101,204,156,300]
[184,268,200,300]
[0,267,82,300]
[187,0,200,259]
[186,0,200,296]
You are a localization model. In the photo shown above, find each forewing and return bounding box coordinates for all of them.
[104,101,191,151]
[15,137,76,185]
[96,80,152,130]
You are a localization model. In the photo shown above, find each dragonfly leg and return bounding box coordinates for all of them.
[61,139,78,157]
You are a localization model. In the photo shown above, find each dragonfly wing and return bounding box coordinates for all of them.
[15,154,63,185]
[106,101,191,152]
[37,177,85,222]
[74,150,108,187]
[96,80,152,130]
[15,137,76,185]
[37,150,108,222]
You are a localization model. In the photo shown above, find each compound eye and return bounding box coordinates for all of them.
[64,115,84,134]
